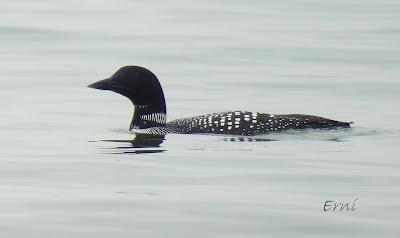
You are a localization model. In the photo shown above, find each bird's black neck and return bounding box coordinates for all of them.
[130,104,167,130]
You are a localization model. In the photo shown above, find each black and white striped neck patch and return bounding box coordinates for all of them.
[140,113,166,124]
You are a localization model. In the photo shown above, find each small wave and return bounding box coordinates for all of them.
[219,127,386,142]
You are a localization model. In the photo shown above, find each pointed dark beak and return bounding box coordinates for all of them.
[87,78,117,91]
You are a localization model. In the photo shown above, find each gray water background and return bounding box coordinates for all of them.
[1,0,400,237]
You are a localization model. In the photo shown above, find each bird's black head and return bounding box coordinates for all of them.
[88,66,166,113]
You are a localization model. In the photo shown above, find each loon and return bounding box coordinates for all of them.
[88,66,351,136]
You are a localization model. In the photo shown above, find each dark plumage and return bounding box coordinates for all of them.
[88,66,351,136]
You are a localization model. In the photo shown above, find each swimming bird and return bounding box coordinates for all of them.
[88,66,351,136]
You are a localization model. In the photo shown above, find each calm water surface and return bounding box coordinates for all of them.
[1,0,400,237]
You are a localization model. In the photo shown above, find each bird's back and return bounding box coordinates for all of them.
[166,111,350,136]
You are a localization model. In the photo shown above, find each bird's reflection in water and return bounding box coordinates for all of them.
[223,137,275,142]
[98,134,166,154]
